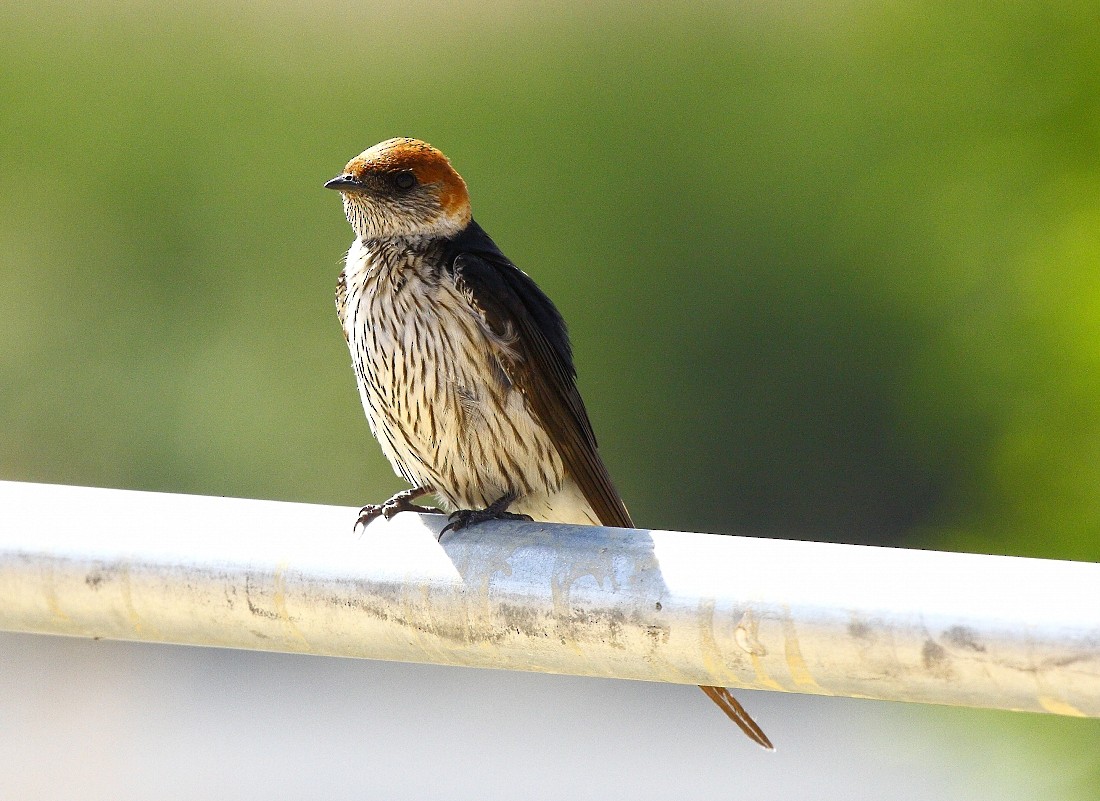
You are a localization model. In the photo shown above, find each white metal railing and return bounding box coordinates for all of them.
[0,480,1097,718]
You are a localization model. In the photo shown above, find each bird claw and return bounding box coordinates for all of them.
[439,497,533,540]
[354,489,437,531]
[355,503,386,530]
[439,511,533,539]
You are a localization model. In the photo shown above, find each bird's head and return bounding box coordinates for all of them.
[325,138,472,241]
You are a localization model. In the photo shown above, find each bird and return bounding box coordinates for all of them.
[325,137,773,750]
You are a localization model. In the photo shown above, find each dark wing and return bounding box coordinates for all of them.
[444,221,633,529]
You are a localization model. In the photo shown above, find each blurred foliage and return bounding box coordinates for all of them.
[5,1,1100,558]
[1,0,1099,790]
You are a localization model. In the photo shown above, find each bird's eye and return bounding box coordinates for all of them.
[394,171,416,190]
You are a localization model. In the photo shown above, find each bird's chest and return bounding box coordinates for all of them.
[336,239,566,508]
[338,243,511,459]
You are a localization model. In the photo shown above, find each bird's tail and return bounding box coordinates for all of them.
[699,685,774,750]
[578,485,772,750]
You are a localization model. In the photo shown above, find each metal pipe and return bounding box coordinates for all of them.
[0,480,1097,717]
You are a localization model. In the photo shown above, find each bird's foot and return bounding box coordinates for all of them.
[439,491,532,539]
[354,486,437,531]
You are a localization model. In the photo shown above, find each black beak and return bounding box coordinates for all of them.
[324,174,363,191]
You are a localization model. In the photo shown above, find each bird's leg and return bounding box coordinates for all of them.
[355,485,439,531]
[439,490,534,538]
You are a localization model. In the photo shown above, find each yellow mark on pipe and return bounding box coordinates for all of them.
[749,651,786,692]
[119,565,160,639]
[729,609,784,691]
[736,610,785,690]
[43,566,71,624]
[783,612,829,694]
[735,611,767,656]
[273,562,311,650]
[697,599,729,679]
[1037,695,1087,717]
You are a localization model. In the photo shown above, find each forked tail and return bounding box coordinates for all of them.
[699,685,774,750]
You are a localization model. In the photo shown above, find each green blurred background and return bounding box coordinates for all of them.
[2,0,1098,795]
